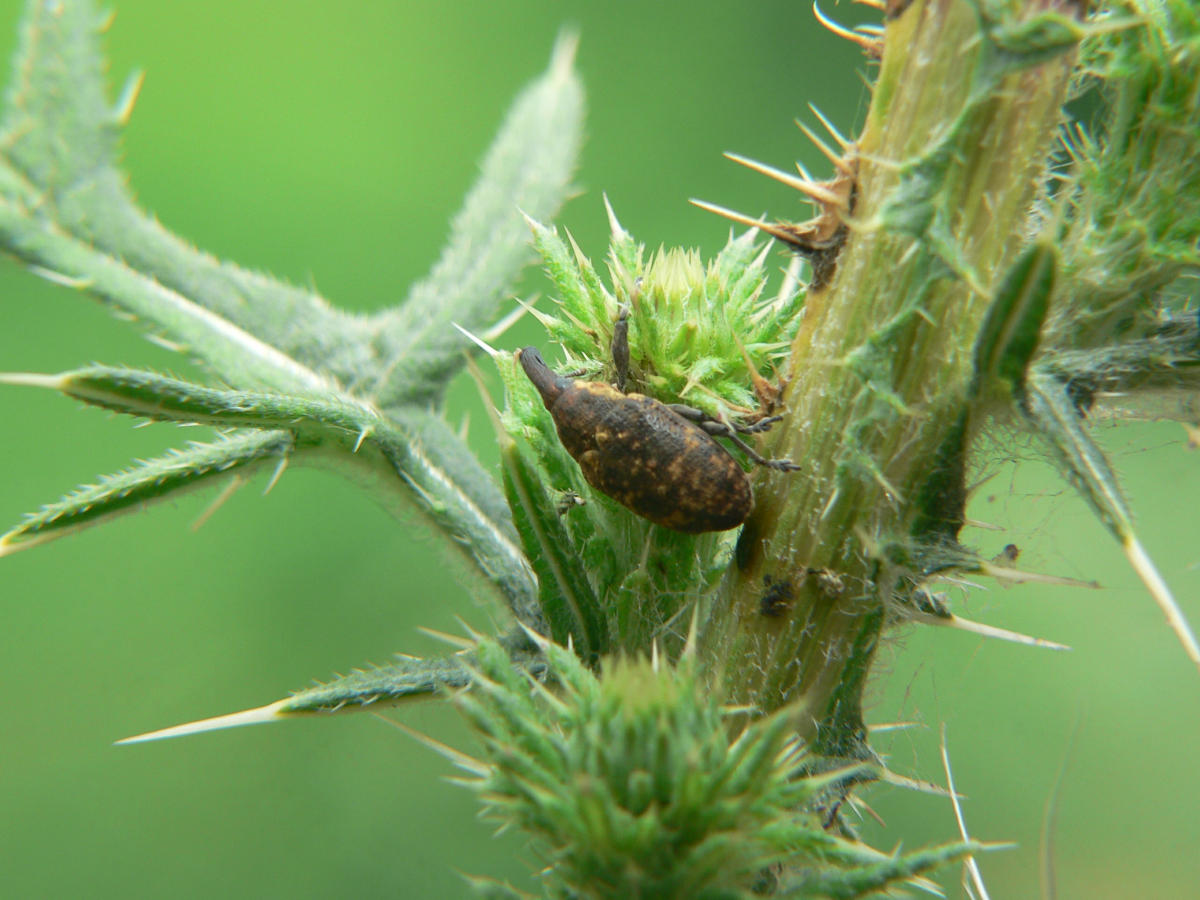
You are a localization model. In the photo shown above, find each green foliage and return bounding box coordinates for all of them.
[525,203,800,420]
[2,0,1199,895]
[0,0,584,633]
[1050,0,1200,347]
[457,634,977,899]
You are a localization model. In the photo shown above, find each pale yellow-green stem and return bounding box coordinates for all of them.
[705,0,1081,754]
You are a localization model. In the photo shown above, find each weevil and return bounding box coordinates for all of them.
[517,328,798,533]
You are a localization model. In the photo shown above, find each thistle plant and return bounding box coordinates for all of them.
[2,0,1198,897]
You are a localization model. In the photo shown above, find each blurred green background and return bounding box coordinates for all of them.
[1,2,1196,897]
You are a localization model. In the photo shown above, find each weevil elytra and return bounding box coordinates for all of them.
[517,341,798,534]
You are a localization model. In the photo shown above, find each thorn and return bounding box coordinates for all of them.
[482,300,533,343]
[114,69,145,127]
[512,296,560,330]
[603,193,630,241]
[720,703,759,719]
[373,715,489,776]
[689,199,804,247]
[845,795,889,828]
[27,265,93,289]
[416,626,476,651]
[457,412,471,443]
[690,198,769,230]
[564,230,592,272]
[191,475,245,532]
[855,0,886,9]
[750,239,773,272]
[941,725,993,900]
[517,621,552,651]
[462,356,509,453]
[352,426,372,453]
[963,516,1004,531]
[681,604,701,661]
[808,102,852,151]
[879,768,961,799]
[99,8,118,31]
[452,615,487,645]
[451,322,501,358]
[0,371,69,390]
[777,255,805,307]
[1040,712,1081,899]
[911,610,1071,651]
[116,699,292,744]
[867,720,922,733]
[258,452,288,496]
[0,529,59,559]
[1124,535,1200,675]
[795,118,847,171]
[723,152,845,208]
[820,487,840,522]
[976,562,1100,589]
[548,27,580,83]
[811,3,884,58]
[145,332,187,354]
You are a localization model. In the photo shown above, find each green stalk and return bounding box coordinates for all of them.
[704,0,1082,753]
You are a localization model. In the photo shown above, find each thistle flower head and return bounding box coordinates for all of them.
[524,200,802,421]
[455,637,977,899]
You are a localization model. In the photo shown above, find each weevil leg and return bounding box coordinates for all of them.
[611,305,630,393]
[665,403,709,424]
[667,404,800,471]
[666,405,780,435]
[709,427,801,471]
[733,414,783,435]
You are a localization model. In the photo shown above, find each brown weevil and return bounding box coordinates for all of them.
[517,331,798,533]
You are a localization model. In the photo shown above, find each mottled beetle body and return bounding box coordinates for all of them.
[518,347,754,533]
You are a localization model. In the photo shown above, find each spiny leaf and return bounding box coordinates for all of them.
[784,839,988,899]
[2,366,383,444]
[0,2,585,407]
[117,636,547,744]
[0,198,337,394]
[0,430,293,554]
[1023,373,1200,674]
[0,0,371,390]
[1,370,540,629]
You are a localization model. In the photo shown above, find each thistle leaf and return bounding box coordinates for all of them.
[0,430,294,555]
[0,3,584,407]
[0,0,371,392]
[2,367,383,442]
[0,0,559,628]
[1023,373,1200,674]
[371,32,585,406]
[0,365,540,626]
[116,636,547,744]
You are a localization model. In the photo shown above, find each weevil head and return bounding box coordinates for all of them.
[518,347,572,408]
